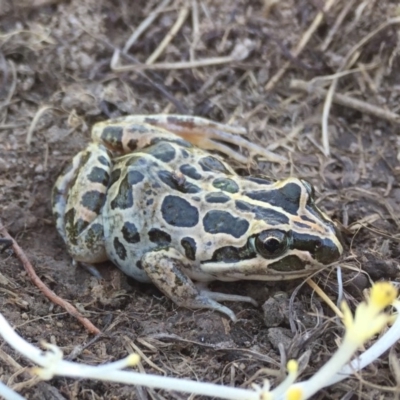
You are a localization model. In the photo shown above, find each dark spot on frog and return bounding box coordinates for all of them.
[181,237,196,261]
[235,200,289,224]
[149,137,192,148]
[67,151,91,190]
[244,176,274,185]
[109,168,121,187]
[181,149,189,158]
[146,142,176,162]
[124,155,147,167]
[144,117,158,125]
[205,192,230,203]
[167,115,193,126]
[244,182,302,215]
[87,167,110,186]
[98,155,110,167]
[127,123,150,134]
[192,196,201,201]
[110,174,133,210]
[145,189,152,195]
[293,221,311,229]
[212,178,239,193]
[85,223,104,249]
[148,228,172,246]
[301,215,315,224]
[64,210,90,245]
[64,208,76,227]
[81,190,106,213]
[121,221,140,244]
[89,223,103,234]
[268,255,305,271]
[146,198,154,206]
[158,170,201,194]
[127,138,138,150]
[114,237,127,260]
[203,210,249,238]
[207,243,255,263]
[199,156,230,174]
[75,218,89,234]
[179,164,202,180]
[161,195,199,227]
[136,260,143,270]
[128,170,144,185]
[101,126,124,151]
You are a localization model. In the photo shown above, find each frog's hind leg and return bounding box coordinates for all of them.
[92,114,286,164]
[52,143,111,264]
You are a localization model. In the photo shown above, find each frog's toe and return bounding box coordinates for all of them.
[80,262,104,279]
[72,259,104,279]
[198,289,258,307]
[195,296,238,322]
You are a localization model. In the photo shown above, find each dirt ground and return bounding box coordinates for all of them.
[1,0,400,399]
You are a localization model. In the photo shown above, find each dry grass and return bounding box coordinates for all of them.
[1,0,400,398]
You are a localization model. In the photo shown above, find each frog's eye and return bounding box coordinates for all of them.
[254,230,289,259]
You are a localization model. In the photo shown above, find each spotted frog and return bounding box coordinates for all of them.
[53,115,343,321]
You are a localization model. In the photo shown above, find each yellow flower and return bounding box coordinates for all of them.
[342,282,398,345]
[287,360,298,374]
[286,386,303,400]
[370,282,397,309]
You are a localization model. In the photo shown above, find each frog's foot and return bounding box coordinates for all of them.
[75,260,104,280]
[92,114,287,164]
[141,248,239,322]
[195,285,258,307]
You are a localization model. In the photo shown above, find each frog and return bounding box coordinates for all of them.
[52,114,343,321]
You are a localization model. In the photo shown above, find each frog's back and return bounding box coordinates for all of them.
[103,139,246,281]
[103,137,342,284]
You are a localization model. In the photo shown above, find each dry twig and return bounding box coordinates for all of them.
[26,106,54,146]
[320,0,357,52]
[306,278,344,319]
[111,52,245,72]
[321,16,400,155]
[264,0,336,91]
[0,220,101,335]
[123,0,172,53]
[290,79,400,124]
[145,3,190,65]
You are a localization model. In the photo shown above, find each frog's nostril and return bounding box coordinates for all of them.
[315,238,342,264]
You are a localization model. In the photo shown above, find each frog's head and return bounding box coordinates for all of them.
[201,177,343,280]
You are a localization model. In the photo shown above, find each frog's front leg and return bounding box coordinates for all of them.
[52,143,112,264]
[142,248,255,322]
